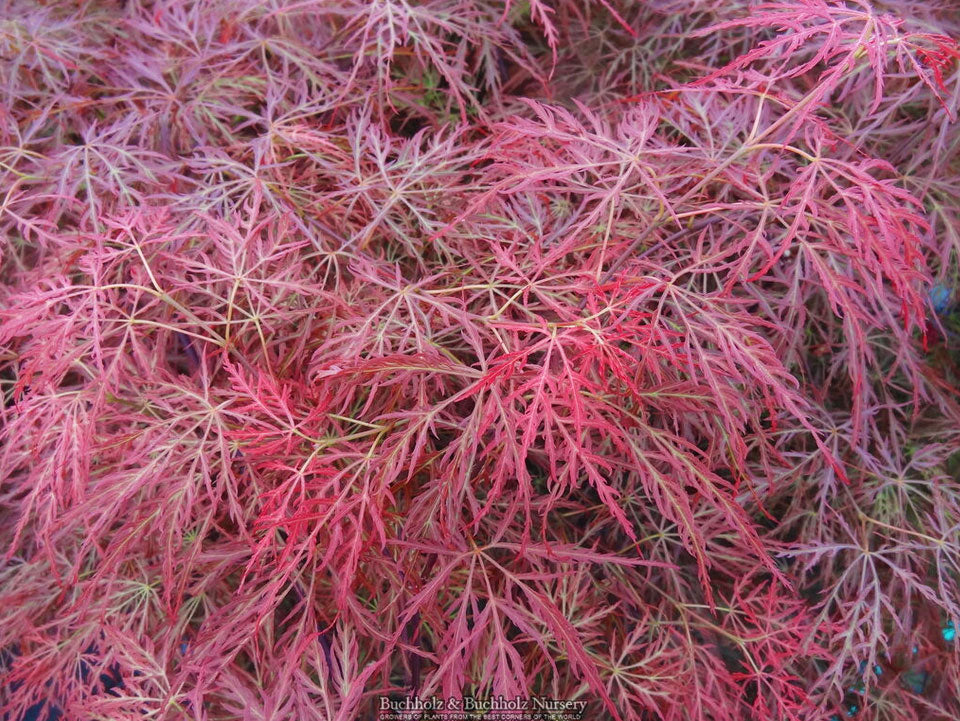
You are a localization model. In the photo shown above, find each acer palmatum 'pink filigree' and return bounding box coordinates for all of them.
[1,0,959,720]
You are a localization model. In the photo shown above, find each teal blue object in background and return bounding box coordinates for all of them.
[929,283,954,314]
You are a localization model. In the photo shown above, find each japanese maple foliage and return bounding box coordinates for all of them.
[1,0,959,720]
